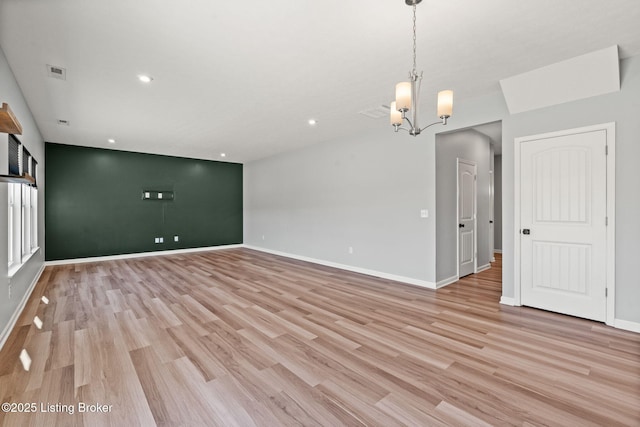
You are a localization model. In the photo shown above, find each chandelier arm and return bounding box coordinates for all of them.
[403,116,415,131]
[419,120,447,132]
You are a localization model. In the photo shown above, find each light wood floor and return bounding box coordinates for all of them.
[0,249,638,426]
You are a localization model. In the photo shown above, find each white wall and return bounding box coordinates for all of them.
[0,46,45,346]
[244,129,436,283]
[245,54,640,324]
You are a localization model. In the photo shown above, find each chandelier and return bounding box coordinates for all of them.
[390,0,453,136]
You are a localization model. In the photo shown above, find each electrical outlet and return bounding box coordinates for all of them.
[420,209,429,218]
[154,237,160,243]
[174,235,179,242]
[159,237,164,243]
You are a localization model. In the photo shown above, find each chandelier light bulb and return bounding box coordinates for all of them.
[395,82,412,112]
[437,90,453,118]
[390,102,403,126]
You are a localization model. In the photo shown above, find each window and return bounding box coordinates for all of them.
[31,186,38,251]
[8,183,17,266]
[7,135,38,275]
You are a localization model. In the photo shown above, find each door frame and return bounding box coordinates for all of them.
[513,122,616,325]
[489,169,495,263]
[456,158,478,278]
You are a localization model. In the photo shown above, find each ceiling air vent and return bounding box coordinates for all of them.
[46,64,66,80]
[57,119,70,126]
[358,105,390,119]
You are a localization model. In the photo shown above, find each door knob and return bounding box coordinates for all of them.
[522,229,530,235]
[459,224,465,228]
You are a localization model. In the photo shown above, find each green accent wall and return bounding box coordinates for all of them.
[45,143,243,260]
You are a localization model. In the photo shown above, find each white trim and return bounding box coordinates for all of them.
[499,296,517,306]
[494,249,503,254]
[476,263,491,273]
[245,245,437,290]
[436,275,459,288]
[605,124,616,326]
[45,244,244,266]
[514,133,522,306]
[514,122,616,324]
[8,248,39,278]
[489,169,495,267]
[0,263,45,352]
[613,319,640,334]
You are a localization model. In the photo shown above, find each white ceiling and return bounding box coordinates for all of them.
[1,0,639,163]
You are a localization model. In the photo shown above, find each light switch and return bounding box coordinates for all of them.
[158,192,163,199]
[420,209,429,218]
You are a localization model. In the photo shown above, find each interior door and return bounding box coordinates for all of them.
[458,159,476,278]
[520,129,607,321]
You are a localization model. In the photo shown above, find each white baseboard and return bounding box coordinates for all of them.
[476,263,491,273]
[244,245,437,290]
[436,275,458,288]
[494,249,503,254]
[0,263,46,352]
[613,319,640,334]
[499,296,517,306]
[45,244,244,266]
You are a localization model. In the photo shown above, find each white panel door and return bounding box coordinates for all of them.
[520,129,607,321]
[458,160,476,278]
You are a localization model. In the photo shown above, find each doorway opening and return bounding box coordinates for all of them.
[435,120,503,288]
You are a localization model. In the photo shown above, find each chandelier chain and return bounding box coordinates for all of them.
[412,3,417,74]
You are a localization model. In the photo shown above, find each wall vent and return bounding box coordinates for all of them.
[46,64,66,80]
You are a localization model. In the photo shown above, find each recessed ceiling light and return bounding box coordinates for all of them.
[138,74,153,83]
[308,119,317,126]
[220,153,227,158]
[107,138,116,144]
